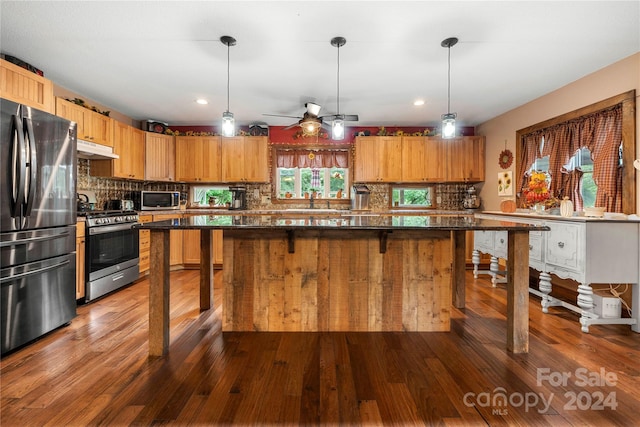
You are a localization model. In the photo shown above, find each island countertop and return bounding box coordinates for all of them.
[135,214,549,232]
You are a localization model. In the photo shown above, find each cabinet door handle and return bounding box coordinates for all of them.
[500,238,505,244]
[558,242,564,248]
[529,245,533,250]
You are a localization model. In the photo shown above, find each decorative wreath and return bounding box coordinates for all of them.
[498,149,513,169]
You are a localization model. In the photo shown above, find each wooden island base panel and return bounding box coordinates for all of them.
[223,229,452,332]
[139,214,547,357]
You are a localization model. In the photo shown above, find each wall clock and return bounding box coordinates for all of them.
[499,149,513,169]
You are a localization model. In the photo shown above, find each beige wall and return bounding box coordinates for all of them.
[476,52,640,213]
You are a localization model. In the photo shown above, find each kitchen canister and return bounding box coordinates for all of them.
[560,197,574,217]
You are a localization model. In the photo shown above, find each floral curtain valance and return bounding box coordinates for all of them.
[275,149,349,169]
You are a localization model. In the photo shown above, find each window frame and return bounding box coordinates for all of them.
[516,90,636,214]
[389,184,437,210]
[189,185,233,208]
[271,144,352,206]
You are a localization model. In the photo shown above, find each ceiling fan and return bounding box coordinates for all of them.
[263,36,358,138]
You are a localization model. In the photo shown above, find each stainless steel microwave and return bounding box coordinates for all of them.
[136,191,180,210]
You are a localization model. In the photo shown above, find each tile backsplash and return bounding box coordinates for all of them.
[79,159,470,211]
[77,159,189,209]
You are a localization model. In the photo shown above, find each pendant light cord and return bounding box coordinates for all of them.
[336,44,340,115]
[226,42,230,112]
[447,45,451,115]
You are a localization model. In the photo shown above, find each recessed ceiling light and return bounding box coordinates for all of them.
[196,99,208,105]
[414,99,425,106]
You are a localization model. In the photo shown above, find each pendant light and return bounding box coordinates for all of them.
[441,37,458,139]
[220,35,236,137]
[331,36,346,140]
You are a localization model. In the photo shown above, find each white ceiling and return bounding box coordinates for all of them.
[2,1,639,129]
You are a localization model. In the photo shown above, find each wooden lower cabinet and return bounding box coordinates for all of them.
[152,214,183,266]
[141,214,224,271]
[76,221,86,300]
[138,214,153,274]
[183,226,223,266]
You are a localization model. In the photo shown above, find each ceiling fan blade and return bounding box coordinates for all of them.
[263,113,303,119]
[283,122,300,130]
[319,114,359,122]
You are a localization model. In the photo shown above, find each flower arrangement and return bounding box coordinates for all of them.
[523,171,551,207]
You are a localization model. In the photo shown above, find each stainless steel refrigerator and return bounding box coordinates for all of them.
[1,98,77,355]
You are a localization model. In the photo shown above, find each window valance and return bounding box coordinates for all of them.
[518,104,622,211]
[275,149,349,169]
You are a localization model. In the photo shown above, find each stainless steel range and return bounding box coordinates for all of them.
[80,210,139,302]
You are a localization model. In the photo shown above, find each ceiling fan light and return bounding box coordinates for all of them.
[301,118,321,135]
[222,111,235,137]
[332,118,345,140]
[441,113,456,139]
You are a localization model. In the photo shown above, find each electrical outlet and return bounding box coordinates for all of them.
[436,196,442,204]
[253,189,260,198]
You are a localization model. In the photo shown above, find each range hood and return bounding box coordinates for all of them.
[77,139,119,160]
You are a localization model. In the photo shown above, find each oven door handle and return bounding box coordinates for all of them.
[88,223,136,235]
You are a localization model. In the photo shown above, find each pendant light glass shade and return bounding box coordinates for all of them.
[222,111,235,137]
[441,112,456,139]
[332,117,345,140]
[220,35,236,137]
[441,37,458,140]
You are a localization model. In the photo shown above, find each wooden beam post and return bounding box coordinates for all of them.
[506,230,529,353]
[451,230,466,308]
[149,229,170,357]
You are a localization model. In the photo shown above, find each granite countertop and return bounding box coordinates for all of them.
[136,214,548,232]
[136,208,473,216]
[478,210,639,223]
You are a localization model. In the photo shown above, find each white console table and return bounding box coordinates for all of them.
[473,212,639,333]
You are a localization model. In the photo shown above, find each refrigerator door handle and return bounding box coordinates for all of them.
[0,258,70,284]
[0,229,72,248]
[10,114,26,218]
[23,117,37,217]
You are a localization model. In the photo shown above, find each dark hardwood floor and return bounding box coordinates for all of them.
[1,269,639,426]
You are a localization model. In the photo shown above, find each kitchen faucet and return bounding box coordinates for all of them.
[309,193,314,209]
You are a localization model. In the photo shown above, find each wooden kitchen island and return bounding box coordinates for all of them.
[137,214,548,356]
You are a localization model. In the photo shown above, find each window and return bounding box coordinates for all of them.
[274,147,350,200]
[191,185,232,207]
[391,186,435,208]
[528,145,596,208]
[277,167,348,199]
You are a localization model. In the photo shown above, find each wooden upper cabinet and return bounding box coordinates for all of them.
[445,136,485,182]
[354,136,402,182]
[176,136,222,182]
[243,136,269,182]
[55,97,113,147]
[92,122,145,179]
[145,132,175,182]
[221,136,269,183]
[0,58,54,113]
[55,98,86,138]
[88,111,114,147]
[401,136,445,182]
[356,135,484,183]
